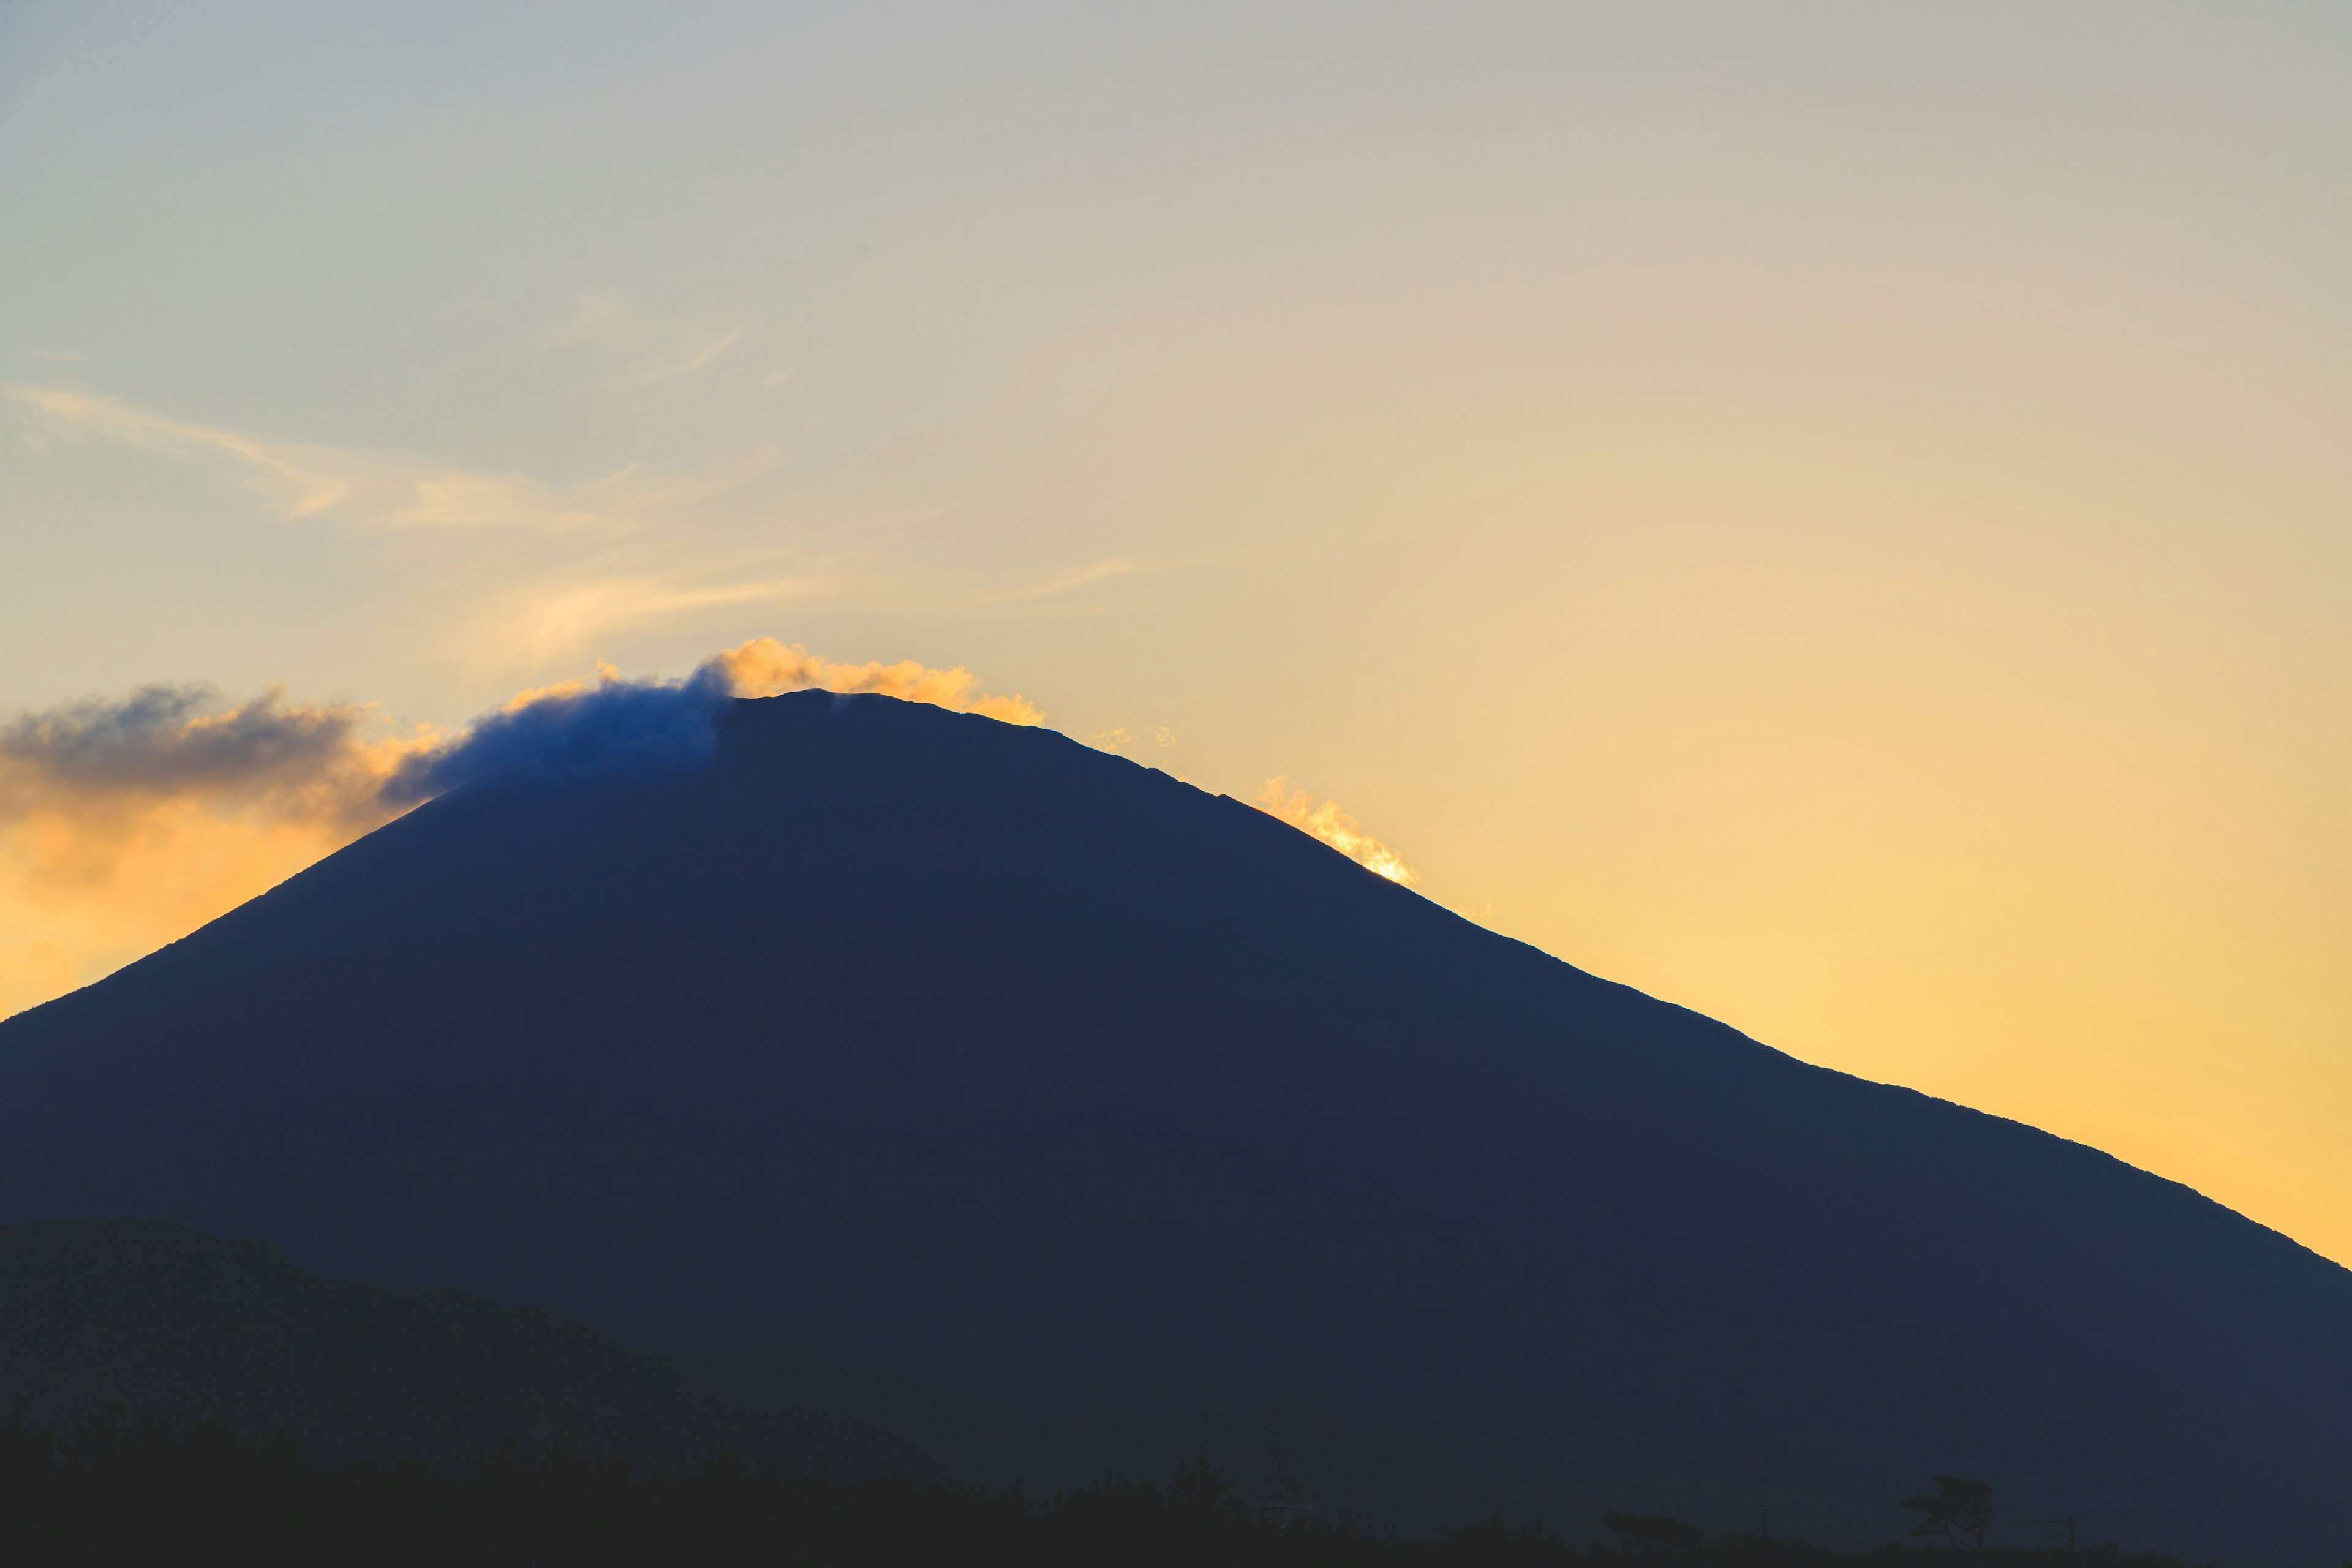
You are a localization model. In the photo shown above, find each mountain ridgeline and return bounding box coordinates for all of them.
[1,692,2346,1561]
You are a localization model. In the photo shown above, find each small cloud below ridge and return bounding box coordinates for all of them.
[1254,778,1418,886]
[1091,725,1177,756]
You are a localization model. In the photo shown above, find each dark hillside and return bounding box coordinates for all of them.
[695,1349,1512,1537]
[0,1219,887,1471]
[0,1408,2211,1568]
[1,692,2347,1560]
[0,1219,1500,1534]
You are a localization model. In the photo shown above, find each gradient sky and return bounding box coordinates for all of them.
[4,4,2348,1262]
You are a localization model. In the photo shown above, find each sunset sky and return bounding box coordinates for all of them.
[3,6,2347,1264]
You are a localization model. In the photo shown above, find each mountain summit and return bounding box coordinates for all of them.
[2,692,2346,1559]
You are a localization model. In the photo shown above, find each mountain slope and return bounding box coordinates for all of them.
[1,692,2346,1560]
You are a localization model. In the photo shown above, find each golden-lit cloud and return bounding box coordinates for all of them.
[497,663,626,714]
[1254,778,1418,886]
[699,638,1044,723]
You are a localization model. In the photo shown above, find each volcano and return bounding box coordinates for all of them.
[2,691,2346,1560]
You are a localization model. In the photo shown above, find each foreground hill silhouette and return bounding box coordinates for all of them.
[0,1219,1498,1536]
[2,691,2347,1560]
[0,1219,796,1469]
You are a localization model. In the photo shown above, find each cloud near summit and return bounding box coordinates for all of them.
[0,640,1039,1017]
[0,642,1427,1019]
[701,639,1042,723]
[386,639,1041,799]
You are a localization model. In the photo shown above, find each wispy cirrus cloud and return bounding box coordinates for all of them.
[476,573,838,671]
[18,388,356,519]
[641,325,747,383]
[11,372,1153,704]
[12,387,612,530]
[10,386,780,537]
[557,291,625,341]
[549,289,750,385]
[971,557,1156,608]
[464,547,1167,671]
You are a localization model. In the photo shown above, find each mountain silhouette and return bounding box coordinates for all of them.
[2,691,2347,1560]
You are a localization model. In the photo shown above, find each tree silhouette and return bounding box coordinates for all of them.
[0,1411,2234,1568]
[1170,1459,1232,1513]
[1604,1510,1704,1551]
[1901,1474,1994,1548]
